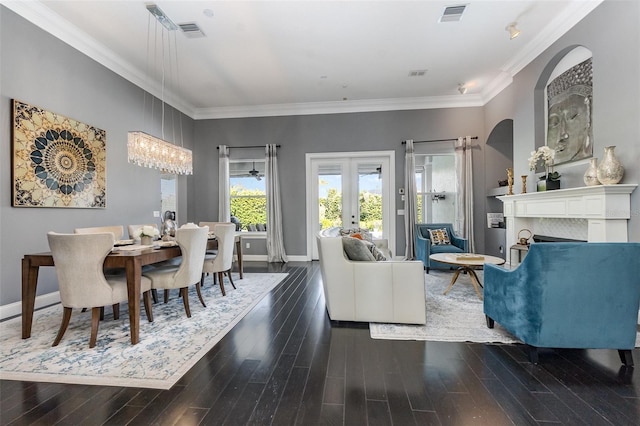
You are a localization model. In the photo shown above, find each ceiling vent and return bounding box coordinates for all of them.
[408,70,427,77]
[439,4,467,22]
[178,22,206,38]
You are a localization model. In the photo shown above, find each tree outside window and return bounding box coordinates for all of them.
[229,160,266,229]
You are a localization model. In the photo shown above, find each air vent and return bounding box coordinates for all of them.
[178,22,206,38]
[408,70,427,77]
[439,4,467,22]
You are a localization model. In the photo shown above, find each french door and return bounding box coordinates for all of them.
[306,151,394,260]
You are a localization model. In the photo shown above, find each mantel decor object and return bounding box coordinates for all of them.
[506,168,514,195]
[521,175,527,194]
[596,146,624,185]
[583,157,600,186]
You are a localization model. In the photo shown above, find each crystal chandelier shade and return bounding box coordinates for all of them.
[128,131,193,175]
[127,4,193,176]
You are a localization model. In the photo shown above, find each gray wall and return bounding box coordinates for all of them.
[2,0,639,307]
[192,108,487,257]
[0,7,195,305]
[484,0,640,241]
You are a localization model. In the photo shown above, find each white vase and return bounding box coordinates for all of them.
[583,157,600,186]
[141,236,153,246]
[596,146,624,185]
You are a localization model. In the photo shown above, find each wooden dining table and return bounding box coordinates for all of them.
[21,236,243,345]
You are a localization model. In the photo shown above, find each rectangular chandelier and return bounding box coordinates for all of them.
[127,131,193,175]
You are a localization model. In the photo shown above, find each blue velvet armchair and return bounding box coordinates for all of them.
[415,223,468,272]
[484,242,640,365]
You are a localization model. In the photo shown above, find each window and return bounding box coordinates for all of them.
[415,154,456,223]
[229,160,266,230]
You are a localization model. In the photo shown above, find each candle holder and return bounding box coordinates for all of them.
[521,175,527,193]
[507,168,514,195]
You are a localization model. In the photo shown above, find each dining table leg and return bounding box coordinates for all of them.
[125,257,143,345]
[21,258,39,339]
[235,237,244,279]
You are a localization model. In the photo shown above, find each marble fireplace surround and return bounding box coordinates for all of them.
[498,184,637,264]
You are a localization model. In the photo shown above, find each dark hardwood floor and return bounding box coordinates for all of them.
[2,261,639,425]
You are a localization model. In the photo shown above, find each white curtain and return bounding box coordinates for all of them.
[455,136,475,252]
[218,145,230,222]
[265,144,288,263]
[404,140,417,260]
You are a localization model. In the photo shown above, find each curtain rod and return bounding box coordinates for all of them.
[217,145,281,149]
[401,136,478,144]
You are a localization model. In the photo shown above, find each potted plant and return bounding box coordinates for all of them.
[135,225,159,245]
[528,146,561,191]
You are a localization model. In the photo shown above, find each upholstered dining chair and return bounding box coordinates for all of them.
[199,221,227,255]
[47,232,154,348]
[142,225,209,318]
[74,225,124,242]
[201,223,237,296]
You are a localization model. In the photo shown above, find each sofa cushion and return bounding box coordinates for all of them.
[430,244,464,254]
[339,228,373,242]
[429,228,451,245]
[361,240,387,261]
[342,237,376,261]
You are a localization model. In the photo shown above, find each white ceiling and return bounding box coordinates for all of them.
[5,0,602,119]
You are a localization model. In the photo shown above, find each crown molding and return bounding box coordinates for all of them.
[2,0,196,118]
[192,95,485,119]
[4,0,603,120]
[480,0,603,105]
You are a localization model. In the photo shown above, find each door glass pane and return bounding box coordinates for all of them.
[430,156,455,223]
[358,163,383,238]
[160,173,176,220]
[318,164,342,231]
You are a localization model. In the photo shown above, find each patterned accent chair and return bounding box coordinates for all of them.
[415,223,468,273]
[484,242,640,365]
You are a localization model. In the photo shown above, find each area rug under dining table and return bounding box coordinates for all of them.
[370,269,640,347]
[0,273,287,390]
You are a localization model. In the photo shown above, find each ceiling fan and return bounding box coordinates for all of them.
[248,162,263,181]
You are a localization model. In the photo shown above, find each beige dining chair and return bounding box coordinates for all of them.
[142,225,209,318]
[74,225,124,242]
[201,223,237,296]
[47,232,154,348]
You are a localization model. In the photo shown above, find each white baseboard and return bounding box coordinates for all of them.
[242,254,309,262]
[0,291,61,321]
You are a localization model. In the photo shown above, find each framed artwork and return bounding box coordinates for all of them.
[546,57,593,165]
[11,99,106,208]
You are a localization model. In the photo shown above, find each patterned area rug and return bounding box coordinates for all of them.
[0,273,287,389]
[370,270,520,343]
[370,270,640,347]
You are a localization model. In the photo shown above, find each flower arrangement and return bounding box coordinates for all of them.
[135,225,159,239]
[528,146,560,181]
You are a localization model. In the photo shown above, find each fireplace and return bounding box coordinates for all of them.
[498,184,636,264]
[532,234,586,243]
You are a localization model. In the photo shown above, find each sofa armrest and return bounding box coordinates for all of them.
[352,260,425,324]
[450,233,468,252]
[373,238,392,259]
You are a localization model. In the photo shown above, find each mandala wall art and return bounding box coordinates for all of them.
[11,100,106,208]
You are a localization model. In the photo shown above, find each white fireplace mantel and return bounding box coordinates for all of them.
[497,184,637,262]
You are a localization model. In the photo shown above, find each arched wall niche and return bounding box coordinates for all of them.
[485,118,513,190]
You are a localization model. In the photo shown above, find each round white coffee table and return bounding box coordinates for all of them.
[429,253,505,300]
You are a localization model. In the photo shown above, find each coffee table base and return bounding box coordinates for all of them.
[442,266,484,299]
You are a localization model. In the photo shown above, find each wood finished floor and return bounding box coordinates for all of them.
[1,261,639,425]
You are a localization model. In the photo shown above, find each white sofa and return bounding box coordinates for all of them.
[316,229,426,324]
